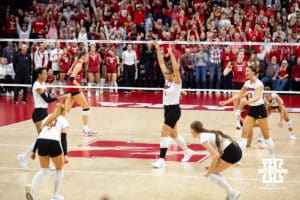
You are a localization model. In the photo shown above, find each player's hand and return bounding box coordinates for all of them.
[30,152,36,160]
[219,101,226,106]
[64,155,69,164]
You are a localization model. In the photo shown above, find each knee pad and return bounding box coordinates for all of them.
[82,108,90,116]
[287,120,292,128]
[160,137,169,148]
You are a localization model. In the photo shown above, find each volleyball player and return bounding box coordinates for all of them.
[87,44,102,97]
[58,47,71,95]
[64,50,97,136]
[190,121,241,200]
[17,68,69,169]
[223,50,248,130]
[106,50,120,95]
[151,41,193,168]
[25,103,69,200]
[219,66,275,159]
[264,92,296,140]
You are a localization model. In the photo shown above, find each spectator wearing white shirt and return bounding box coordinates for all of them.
[122,44,137,92]
[0,57,15,96]
[34,43,49,69]
[50,43,63,79]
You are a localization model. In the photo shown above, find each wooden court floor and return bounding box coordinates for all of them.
[0,107,299,200]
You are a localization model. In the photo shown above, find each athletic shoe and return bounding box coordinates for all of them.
[255,139,265,149]
[82,129,97,136]
[229,190,240,200]
[151,158,166,168]
[25,185,34,200]
[18,154,29,169]
[22,101,27,104]
[50,194,64,200]
[181,149,194,162]
[290,133,296,140]
[14,101,18,104]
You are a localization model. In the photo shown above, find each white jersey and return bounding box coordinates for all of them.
[244,79,264,106]
[163,81,181,105]
[200,132,231,152]
[38,116,69,141]
[265,93,283,107]
[32,81,48,108]
[50,48,63,71]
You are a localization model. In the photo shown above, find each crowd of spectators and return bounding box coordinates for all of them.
[1,0,300,98]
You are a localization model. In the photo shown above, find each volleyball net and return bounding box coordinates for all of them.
[0,38,300,95]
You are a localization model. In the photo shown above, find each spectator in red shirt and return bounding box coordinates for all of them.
[275,59,289,91]
[5,13,17,38]
[32,13,47,38]
[133,4,145,33]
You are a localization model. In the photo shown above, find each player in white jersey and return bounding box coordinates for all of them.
[151,41,193,168]
[220,66,275,159]
[25,103,69,200]
[264,91,296,140]
[18,68,69,169]
[190,121,241,200]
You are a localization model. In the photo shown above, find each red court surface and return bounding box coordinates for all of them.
[1,91,300,126]
[68,140,209,162]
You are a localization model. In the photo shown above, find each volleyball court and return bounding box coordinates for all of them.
[0,39,299,200]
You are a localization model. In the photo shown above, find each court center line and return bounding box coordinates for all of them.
[1,143,300,159]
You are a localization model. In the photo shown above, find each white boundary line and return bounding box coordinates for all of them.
[0,166,299,184]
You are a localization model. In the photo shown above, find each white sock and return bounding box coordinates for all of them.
[209,173,234,195]
[24,142,35,158]
[83,125,89,131]
[100,78,105,92]
[113,81,118,92]
[54,169,64,196]
[109,82,113,92]
[31,168,48,192]
[173,135,188,151]
[238,138,247,151]
[235,109,241,118]
[265,137,275,157]
[87,83,93,91]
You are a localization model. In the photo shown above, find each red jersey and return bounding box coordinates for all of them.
[32,19,47,34]
[46,74,56,84]
[59,55,71,73]
[6,19,17,35]
[88,53,101,72]
[232,61,248,83]
[106,56,118,73]
[65,61,84,93]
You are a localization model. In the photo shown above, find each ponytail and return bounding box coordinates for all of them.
[32,67,46,87]
[191,121,237,155]
[41,103,65,130]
